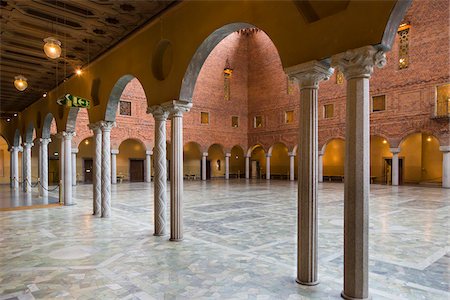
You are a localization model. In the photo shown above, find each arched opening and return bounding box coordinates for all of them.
[77,137,94,183]
[399,133,443,185]
[323,138,345,182]
[183,142,202,180]
[0,135,10,185]
[208,144,225,178]
[118,139,146,182]
[269,143,289,180]
[230,145,245,178]
[105,75,136,122]
[250,145,266,179]
[370,136,392,184]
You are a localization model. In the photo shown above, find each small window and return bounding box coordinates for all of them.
[231,116,239,128]
[285,110,294,124]
[119,101,131,116]
[397,23,410,70]
[372,95,386,112]
[323,104,334,119]
[254,116,263,128]
[200,112,209,124]
[436,83,450,117]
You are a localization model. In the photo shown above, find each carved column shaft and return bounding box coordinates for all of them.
[245,155,250,179]
[145,151,152,183]
[202,152,207,181]
[63,132,75,205]
[89,124,102,216]
[11,147,19,189]
[40,138,51,198]
[332,46,386,300]
[23,143,33,193]
[148,106,170,236]
[225,153,231,180]
[101,121,114,217]
[266,154,271,180]
[390,148,401,186]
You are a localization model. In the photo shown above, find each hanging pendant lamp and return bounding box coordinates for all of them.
[14,75,28,91]
[43,37,62,59]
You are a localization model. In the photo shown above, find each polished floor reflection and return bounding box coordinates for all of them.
[0,185,59,209]
[0,180,448,299]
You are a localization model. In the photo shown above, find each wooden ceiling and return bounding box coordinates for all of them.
[0,0,176,117]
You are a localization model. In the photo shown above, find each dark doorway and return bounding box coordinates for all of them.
[49,159,59,184]
[84,159,93,183]
[384,158,404,185]
[200,160,211,180]
[130,159,144,182]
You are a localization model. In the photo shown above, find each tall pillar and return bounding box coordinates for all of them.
[111,149,119,184]
[202,152,208,181]
[63,132,75,205]
[289,152,295,181]
[332,46,386,300]
[58,133,65,201]
[88,123,102,216]
[286,60,333,286]
[440,146,450,188]
[148,106,170,236]
[245,155,250,179]
[318,150,324,183]
[22,142,33,192]
[162,100,192,241]
[390,148,401,186]
[40,138,51,198]
[225,153,231,179]
[72,149,78,186]
[265,154,271,180]
[101,121,115,217]
[145,150,152,183]
[10,146,20,189]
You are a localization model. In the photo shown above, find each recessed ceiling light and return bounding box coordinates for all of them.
[43,92,47,98]
[13,113,17,117]
[6,118,11,122]
[75,68,82,75]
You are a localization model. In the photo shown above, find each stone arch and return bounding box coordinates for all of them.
[105,75,142,122]
[380,0,413,51]
[399,130,443,148]
[13,129,21,147]
[24,123,35,143]
[268,142,288,156]
[66,107,80,132]
[247,144,266,157]
[117,137,147,151]
[321,136,345,153]
[184,141,205,153]
[42,113,56,139]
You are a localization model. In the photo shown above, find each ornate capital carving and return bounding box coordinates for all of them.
[439,146,450,153]
[389,148,401,154]
[331,46,386,80]
[71,148,79,154]
[100,121,115,132]
[63,131,76,140]
[147,105,170,121]
[88,121,103,133]
[288,151,296,157]
[285,60,333,88]
[145,150,153,156]
[23,142,34,149]
[202,152,208,157]
[161,100,192,118]
[111,149,119,155]
[40,138,52,145]
[9,146,20,152]
[225,153,231,157]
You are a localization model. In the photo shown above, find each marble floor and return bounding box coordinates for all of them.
[0,180,448,299]
[0,185,59,209]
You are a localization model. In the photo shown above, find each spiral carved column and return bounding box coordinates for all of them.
[40,138,51,198]
[100,121,115,218]
[89,123,103,215]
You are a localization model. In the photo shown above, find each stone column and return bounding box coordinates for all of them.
[148,106,170,236]
[63,132,75,205]
[10,146,20,189]
[318,150,324,183]
[100,121,115,217]
[265,154,271,180]
[72,149,78,186]
[22,142,33,192]
[286,60,333,286]
[202,152,208,180]
[145,150,152,183]
[162,100,192,241]
[390,148,401,186]
[225,153,231,179]
[40,138,51,198]
[245,155,250,179]
[111,149,119,184]
[332,46,386,300]
[289,152,296,181]
[440,146,450,188]
[88,123,102,216]
[58,133,65,200]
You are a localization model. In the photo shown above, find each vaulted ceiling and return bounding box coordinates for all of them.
[0,0,176,118]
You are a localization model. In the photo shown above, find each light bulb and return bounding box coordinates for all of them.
[43,92,47,98]
[43,37,62,59]
[7,118,11,122]
[75,68,82,75]
[14,75,28,91]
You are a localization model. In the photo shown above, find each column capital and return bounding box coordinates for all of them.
[285,60,333,88]
[266,153,272,158]
[202,152,208,157]
[145,150,153,156]
[439,146,450,153]
[288,151,296,157]
[40,137,52,145]
[100,121,115,132]
[147,105,170,121]
[111,149,119,155]
[331,46,386,80]
[318,150,324,156]
[88,121,103,132]
[63,131,76,140]
[23,142,34,149]
[245,154,251,158]
[9,145,20,152]
[225,153,231,158]
[71,148,79,154]
[161,100,193,117]
[389,147,401,154]
[54,132,65,139]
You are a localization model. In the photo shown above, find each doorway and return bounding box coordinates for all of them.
[384,158,403,185]
[84,159,93,183]
[200,160,211,180]
[49,159,59,184]
[130,159,144,182]
[251,160,260,179]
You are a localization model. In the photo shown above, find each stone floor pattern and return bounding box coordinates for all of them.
[0,180,449,300]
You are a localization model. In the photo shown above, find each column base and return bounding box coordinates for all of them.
[169,238,183,242]
[296,278,319,286]
[64,203,76,206]
[341,291,371,300]
[153,233,167,237]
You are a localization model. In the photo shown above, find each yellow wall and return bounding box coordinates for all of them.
[77,137,94,182]
[270,143,289,176]
[117,139,146,180]
[421,135,443,183]
[230,146,245,176]
[184,142,202,177]
[323,139,345,176]
[0,137,10,184]
[251,146,266,177]
[370,136,392,182]
[208,144,225,178]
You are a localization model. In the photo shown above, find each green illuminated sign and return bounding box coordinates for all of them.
[57,94,90,109]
